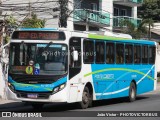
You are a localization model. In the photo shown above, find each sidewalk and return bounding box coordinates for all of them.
[0,99,15,105]
[0,83,160,105]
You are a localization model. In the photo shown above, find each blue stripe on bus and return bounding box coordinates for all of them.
[89,64,154,100]
[18,28,58,31]
[8,76,67,92]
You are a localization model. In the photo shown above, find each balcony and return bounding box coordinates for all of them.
[73,9,110,27]
[113,16,142,28]
[113,0,143,7]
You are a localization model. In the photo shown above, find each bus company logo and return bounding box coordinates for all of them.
[2,112,11,117]
[94,74,114,80]
[131,75,137,78]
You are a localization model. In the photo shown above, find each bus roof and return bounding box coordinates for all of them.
[88,34,156,45]
[13,28,156,45]
[18,28,58,31]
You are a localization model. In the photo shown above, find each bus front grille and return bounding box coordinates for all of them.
[16,91,52,99]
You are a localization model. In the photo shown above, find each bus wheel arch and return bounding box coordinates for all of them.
[128,80,137,102]
[78,82,93,109]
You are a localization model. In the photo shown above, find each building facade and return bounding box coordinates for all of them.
[0,0,142,32]
[71,0,143,31]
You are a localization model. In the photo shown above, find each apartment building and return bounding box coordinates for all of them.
[71,0,143,31]
[0,0,143,31]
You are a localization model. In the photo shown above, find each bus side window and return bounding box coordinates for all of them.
[134,45,141,64]
[125,44,133,64]
[149,46,156,64]
[106,43,115,64]
[83,40,94,64]
[116,43,124,64]
[95,41,105,63]
[142,45,148,64]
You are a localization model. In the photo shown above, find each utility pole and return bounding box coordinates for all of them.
[85,9,89,31]
[58,0,69,28]
[29,0,31,17]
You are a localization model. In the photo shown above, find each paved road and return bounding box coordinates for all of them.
[0,84,160,120]
[0,92,160,112]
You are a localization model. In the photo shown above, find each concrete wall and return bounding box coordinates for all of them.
[102,0,113,31]
[132,6,137,18]
[67,0,74,31]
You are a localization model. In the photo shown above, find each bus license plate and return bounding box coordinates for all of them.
[27,94,38,99]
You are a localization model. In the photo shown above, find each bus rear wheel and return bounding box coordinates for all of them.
[78,86,93,109]
[128,82,136,102]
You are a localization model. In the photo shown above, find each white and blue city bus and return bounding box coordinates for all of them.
[7,28,157,109]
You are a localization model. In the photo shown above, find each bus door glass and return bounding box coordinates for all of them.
[69,37,81,79]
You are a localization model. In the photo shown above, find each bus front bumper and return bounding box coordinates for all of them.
[6,87,68,103]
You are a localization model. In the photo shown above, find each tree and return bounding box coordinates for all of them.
[119,19,153,39]
[21,13,45,28]
[139,18,154,39]
[119,20,142,39]
[138,0,160,21]
[5,15,18,28]
[3,15,18,43]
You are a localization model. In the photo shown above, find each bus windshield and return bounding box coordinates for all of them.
[9,43,68,75]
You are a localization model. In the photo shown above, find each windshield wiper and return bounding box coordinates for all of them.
[43,41,53,51]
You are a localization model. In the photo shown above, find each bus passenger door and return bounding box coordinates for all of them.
[68,37,82,102]
[69,37,81,80]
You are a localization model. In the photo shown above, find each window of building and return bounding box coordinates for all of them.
[125,44,133,64]
[134,45,141,64]
[142,45,148,64]
[106,43,115,64]
[91,3,97,11]
[95,41,105,63]
[83,40,94,64]
[121,9,127,16]
[114,7,119,16]
[149,46,155,64]
[74,0,81,9]
[116,43,124,64]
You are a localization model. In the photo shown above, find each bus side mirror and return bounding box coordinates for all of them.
[73,51,78,61]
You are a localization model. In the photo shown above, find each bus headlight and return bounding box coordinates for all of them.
[60,84,65,89]
[52,83,66,94]
[8,82,15,93]
[53,87,59,93]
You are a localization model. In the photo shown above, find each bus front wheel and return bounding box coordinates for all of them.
[128,82,136,102]
[78,86,93,109]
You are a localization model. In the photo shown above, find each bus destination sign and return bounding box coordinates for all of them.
[12,31,66,40]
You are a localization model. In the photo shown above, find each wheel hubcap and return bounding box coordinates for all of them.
[83,92,89,104]
[131,87,135,98]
